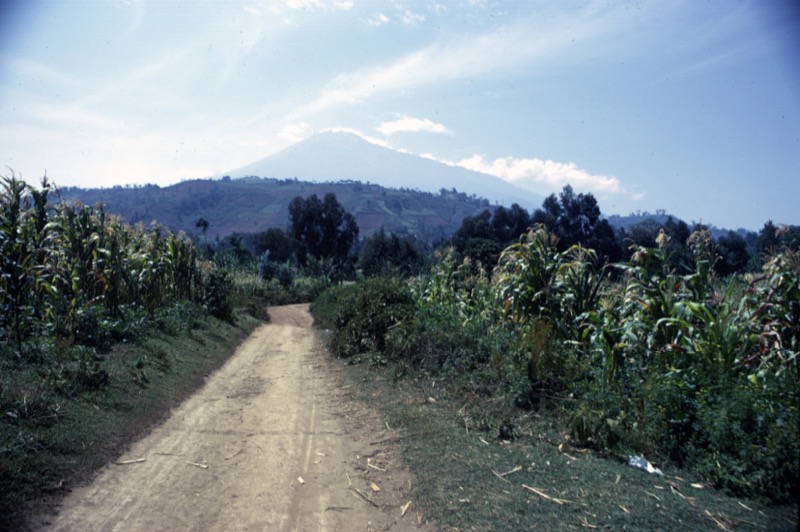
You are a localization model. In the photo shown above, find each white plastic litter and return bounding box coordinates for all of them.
[627,455,664,476]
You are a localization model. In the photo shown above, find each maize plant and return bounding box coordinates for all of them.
[0,174,214,347]
[0,175,37,346]
[494,224,604,341]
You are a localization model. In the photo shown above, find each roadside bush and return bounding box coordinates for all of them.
[313,277,414,358]
[259,253,294,288]
[200,268,234,322]
[575,236,799,503]
[385,304,483,370]
[311,222,799,503]
[309,282,356,330]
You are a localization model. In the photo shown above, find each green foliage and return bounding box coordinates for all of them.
[452,204,530,250]
[450,204,530,270]
[576,231,799,502]
[532,185,622,261]
[250,227,292,263]
[288,193,359,275]
[495,225,604,342]
[258,253,294,287]
[200,268,234,322]
[312,277,414,358]
[757,220,800,262]
[358,227,422,278]
[715,230,751,275]
[0,174,224,348]
[317,217,799,503]
[0,172,243,485]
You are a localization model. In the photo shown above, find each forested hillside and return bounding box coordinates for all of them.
[61,177,491,243]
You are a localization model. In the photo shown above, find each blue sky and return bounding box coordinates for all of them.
[1,0,798,230]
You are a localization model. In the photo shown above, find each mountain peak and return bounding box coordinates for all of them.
[224,133,543,209]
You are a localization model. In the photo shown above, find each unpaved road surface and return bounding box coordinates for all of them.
[39,304,432,531]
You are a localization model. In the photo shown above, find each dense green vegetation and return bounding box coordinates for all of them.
[313,212,799,507]
[0,174,274,528]
[209,185,797,508]
[0,173,237,349]
[3,171,797,528]
[337,352,797,530]
[61,177,491,242]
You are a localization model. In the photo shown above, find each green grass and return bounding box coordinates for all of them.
[339,358,798,531]
[0,307,262,530]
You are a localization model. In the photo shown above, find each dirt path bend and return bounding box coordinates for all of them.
[41,304,430,531]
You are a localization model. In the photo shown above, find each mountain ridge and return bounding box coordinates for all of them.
[56,132,750,243]
[222,131,545,210]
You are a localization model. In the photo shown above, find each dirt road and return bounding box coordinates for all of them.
[40,304,430,531]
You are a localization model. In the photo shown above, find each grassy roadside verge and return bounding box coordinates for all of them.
[0,308,263,531]
[337,358,798,531]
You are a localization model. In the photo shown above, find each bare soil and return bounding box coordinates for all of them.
[37,304,432,531]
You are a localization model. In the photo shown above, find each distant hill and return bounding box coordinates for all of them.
[60,178,753,251]
[606,211,755,240]
[221,131,545,210]
[59,178,494,242]
[59,131,548,243]
[57,128,747,245]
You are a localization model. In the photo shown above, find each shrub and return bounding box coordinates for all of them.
[201,268,234,322]
[313,277,414,358]
[310,225,800,504]
[385,303,483,370]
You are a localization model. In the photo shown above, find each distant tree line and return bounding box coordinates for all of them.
[198,186,798,282]
[442,185,798,277]
[201,192,360,283]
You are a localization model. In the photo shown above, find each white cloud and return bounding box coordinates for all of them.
[425,153,625,196]
[376,115,453,136]
[280,0,352,10]
[279,122,313,143]
[427,3,447,15]
[365,13,390,27]
[321,127,394,149]
[399,9,425,25]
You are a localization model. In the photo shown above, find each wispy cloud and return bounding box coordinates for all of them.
[365,12,390,27]
[298,4,634,116]
[279,122,313,143]
[399,8,425,25]
[280,0,353,10]
[321,127,395,149]
[376,115,453,136]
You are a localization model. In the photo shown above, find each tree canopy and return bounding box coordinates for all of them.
[288,193,359,270]
[358,227,422,277]
[532,185,621,262]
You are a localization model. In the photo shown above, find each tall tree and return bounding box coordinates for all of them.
[359,227,421,277]
[451,209,492,251]
[250,228,292,263]
[715,230,751,275]
[491,203,530,244]
[532,185,621,262]
[288,193,359,270]
[756,220,781,258]
[195,217,209,244]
